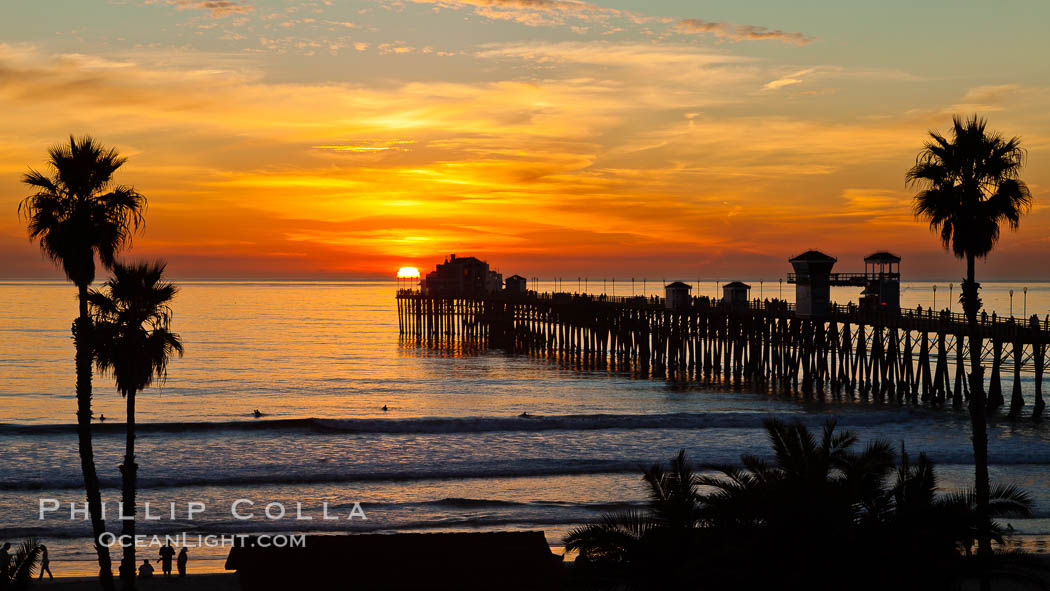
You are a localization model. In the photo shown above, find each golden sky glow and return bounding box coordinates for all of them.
[1,1,1048,280]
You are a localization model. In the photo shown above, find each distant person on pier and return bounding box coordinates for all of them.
[177,547,188,577]
[139,559,154,579]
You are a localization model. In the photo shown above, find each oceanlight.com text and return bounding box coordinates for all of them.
[98,533,307,549]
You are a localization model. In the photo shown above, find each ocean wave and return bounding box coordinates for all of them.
[0,459,643,491]
[422,497,526,508]
[6,447,1050,492]
[0,409,938,438]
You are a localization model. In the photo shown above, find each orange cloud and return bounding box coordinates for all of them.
[147,0,255,18]
[1,41,1047,280]
[674,19,814,45]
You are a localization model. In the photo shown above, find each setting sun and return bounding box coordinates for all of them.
[396,267,421,279]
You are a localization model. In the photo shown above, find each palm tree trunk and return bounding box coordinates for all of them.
[75,283,116,591]
[120,390,137,590]
[962,255,992,560]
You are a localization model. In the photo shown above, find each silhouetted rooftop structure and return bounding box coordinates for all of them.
[790,250,838,263]
[722,281,750,307]
[664,281,692,311]
[423,253,503,298]
[864,251,901,263]
[505,274,527,295]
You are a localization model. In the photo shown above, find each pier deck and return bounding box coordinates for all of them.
[397,290,1049,418]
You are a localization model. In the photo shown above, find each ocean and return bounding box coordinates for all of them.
[1,280,1049,575]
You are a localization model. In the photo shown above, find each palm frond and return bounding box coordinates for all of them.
[907,115,1031,261]
[18,136,146,285]
[10,538,44,583]
[90,261,183,396]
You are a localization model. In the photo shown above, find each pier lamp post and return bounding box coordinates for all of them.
[949,284,953,313]
[779,278,783,300]
[643,278,646,297]
[603,279,606,295]
[932,285,936,310]
[631,278,635,296]
[1010,289,1014,317]
[1024,287,1028,318]
[760,280,763,301]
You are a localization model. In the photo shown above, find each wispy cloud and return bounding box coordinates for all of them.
[409,0,626,27]
[763,67,817,90]
[674,19,813,45]
[2,41,1046,279]
[147,0,254,18]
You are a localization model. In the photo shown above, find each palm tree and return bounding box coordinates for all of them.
[698,419,895,536]
[568,423,1034,589]
[564,451,702,588]
[5,538,45,589]
[891,448,1031,556]
[907,115,1032,557]
[89,262,183,588]
[18,136,146,590]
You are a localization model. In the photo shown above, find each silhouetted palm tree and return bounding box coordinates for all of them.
[907,115,1032,557]
[565,451,701,588]
[566,421,1034,589]
[18,136,146,590]
[891,448,1031,556]
[89,262,183,588]
[698,419,894,536]
[4,538,45,589]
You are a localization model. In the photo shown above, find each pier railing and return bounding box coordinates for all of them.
[397,288,1050,340]
[397,288,1047,417]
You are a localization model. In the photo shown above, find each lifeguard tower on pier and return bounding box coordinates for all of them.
[787,250,902,316]
[859,252,901,312]
[788,250,837,317]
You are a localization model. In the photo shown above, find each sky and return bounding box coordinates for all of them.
[1,0,1048,280]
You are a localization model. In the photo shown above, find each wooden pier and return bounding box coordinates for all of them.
[397,291,1050,418]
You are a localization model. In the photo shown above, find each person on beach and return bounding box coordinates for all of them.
[177,547,188,577]
[37,544,53,580]
[0,542,11,580]
[138,560,154,579]
[159,542,176,575]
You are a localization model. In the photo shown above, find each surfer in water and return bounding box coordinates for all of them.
[382,405,388,411]
[519,411,531,418]
[252,409,262,418]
